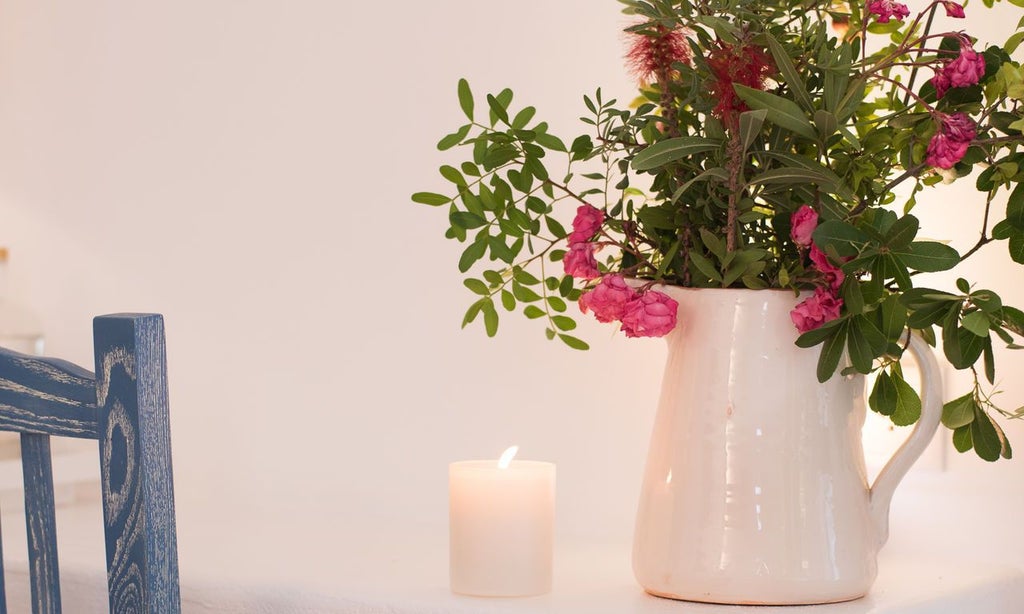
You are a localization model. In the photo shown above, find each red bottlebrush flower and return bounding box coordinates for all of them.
[926,112,977,169]
[866,0,910,23]
[625,24,693,85]
[706,41,775,128]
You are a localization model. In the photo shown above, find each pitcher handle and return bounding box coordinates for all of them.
[868,333,944,546]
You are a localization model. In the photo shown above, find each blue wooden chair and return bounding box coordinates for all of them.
[0,314,179,613]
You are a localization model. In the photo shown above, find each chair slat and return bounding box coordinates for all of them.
[0,352,99,439]
[96,315,180,614]
[20,433,61,614]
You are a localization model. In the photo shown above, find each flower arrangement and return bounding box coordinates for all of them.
[414,0,1024,461]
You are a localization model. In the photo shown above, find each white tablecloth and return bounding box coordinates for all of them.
[0,469,1020,613]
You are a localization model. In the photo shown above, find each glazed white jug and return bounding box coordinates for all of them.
[633,288,942,605]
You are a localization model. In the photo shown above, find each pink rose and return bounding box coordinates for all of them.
[942,43,986,90]
[942,1,965,18]
[563,242,601,280]
[866,0,909,23]
[930,72,951,99]
[790,205,819,248]
[569,204,605,243]
[926,133,969,169]
[926,112,976,169]
[790,287,844,334]
[809,244,846,292]
[579,275,637,323]
[621,291,679,338]
[943,112,977,141]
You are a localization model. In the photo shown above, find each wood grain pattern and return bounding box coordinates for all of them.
[0,313,179,614]
[0,351,98,438]
[21,433,61,613]
[94,314,180,614]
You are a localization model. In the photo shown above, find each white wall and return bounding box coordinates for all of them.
[0,0,1019,548]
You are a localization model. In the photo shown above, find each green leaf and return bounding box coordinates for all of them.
[481,299,499,337]
[893,241,960,273]
[463,278,489,295]
[699,228,726,260]
[817,323,848,382]
[812,220,870,257]
[462,298,485,328]
[457,78,474,120]
[847,318,875,373]
[523,305,545,319]
[880,294,908,339]
[631,137,720,171]
[1007,181,1024,229]
[813,109,838,140]
[961,311,990,336]
[765,33,814,112]
[450,211,487,229]
[1001,305,1024,335]
[795,317,844,348]
[942,393,977,429]
[971,407,1002,462]
[971,290,1002,314]
[512,282,541,302]
[1009,230,1024,264]
[486,93,510,125]
[953,424,974,453]
[689,251,723,282]
[552,316,576,331]
[458,241,487,273]
[869,371,897,416]
[884,215,919,249]
[992,219,1014,240]
[890,370,922,426]
[500,289,516,311]
[437,124,472,151]
[412,192,451,206]
[511,106,536,130]
[984,336,996,384]
[739,109,767,153]
[733,84,817,140]
[843,279,865,315]
[558,334,590,350]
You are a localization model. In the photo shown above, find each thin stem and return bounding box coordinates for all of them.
[850,162,927,217]
[959,189,996,262]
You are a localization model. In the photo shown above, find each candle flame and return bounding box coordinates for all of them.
[498,445,519,469]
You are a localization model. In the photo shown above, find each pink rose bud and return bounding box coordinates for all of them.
[579,275,638,323]
[790,287,844,334]
[809,244,846,292]
[866,0,909,23]
[942,1,965,18]
[563,242,601,280]
[569,204,605,243]
[790,205,819,248]
[621,291,679,338]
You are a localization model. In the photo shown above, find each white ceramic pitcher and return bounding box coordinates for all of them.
[632,287,942,605]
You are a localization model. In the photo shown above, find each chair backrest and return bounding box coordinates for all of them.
[0,313,180,614]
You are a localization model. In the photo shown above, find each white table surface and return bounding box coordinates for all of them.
[0,469,1020,613]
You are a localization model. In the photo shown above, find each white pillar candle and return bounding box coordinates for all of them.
[449,447,555,597]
